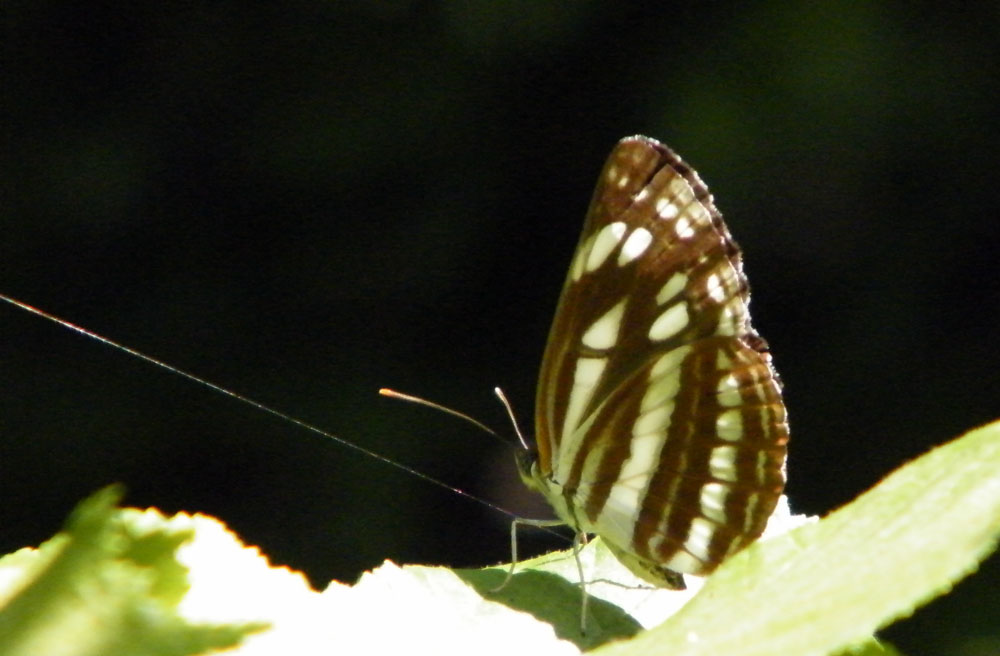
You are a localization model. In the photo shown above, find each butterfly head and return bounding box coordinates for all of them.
[514,445,543,494]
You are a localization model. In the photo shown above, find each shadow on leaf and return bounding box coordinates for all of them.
[455,567,642,651]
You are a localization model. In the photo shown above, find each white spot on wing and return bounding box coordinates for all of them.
[655,197,679,220]
[633,404,672,438]
[648,303,689,341]
[604,477,644,525]
[560,356,607,448]
[708,445,739,482]
[581,300,626,350]
[705,273,726,303]
[699,482,730,524]
[586,222,627,272]
[667,176,695,205]
[716,409,744,442]
[716,302,743,336]
[674,216,695,239]
[617,227,653,266]
[570,233,594,282]
[656,272,688,305]
[756,449,771,485]
[642,374,680,414]
[716,374,743,408]
[573,356,605,384]
[686,201,712,226]
[664,550,702,574]
[683,517,716,562]
[649,345,690,379]
[604,430,662,522]
[597,407,673,548]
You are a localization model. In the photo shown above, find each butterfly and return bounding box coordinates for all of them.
[515,135,788,590]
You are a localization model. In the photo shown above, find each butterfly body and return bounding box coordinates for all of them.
[519,136,788,587]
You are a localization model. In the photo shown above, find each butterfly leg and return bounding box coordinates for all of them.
[571,531,591,634]
[489,517,566,593]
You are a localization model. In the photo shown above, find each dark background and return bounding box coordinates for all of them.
[3,3,998,653]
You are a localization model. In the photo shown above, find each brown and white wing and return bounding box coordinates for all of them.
[533,136,788,580]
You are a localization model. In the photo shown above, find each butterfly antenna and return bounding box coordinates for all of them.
[378,388,508,444]
[493,387,530,451]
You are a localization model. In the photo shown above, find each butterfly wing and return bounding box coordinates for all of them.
[531,136,788,584]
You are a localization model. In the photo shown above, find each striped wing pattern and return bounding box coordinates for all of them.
[520,136,788,586]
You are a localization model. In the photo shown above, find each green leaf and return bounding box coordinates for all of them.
[595,419,1000,655]
[322,559,585,653]
[2,419,995,655]
[456,552,643,651]
[0,486,266,656]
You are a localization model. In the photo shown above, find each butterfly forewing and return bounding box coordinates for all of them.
[528,136,788,586]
